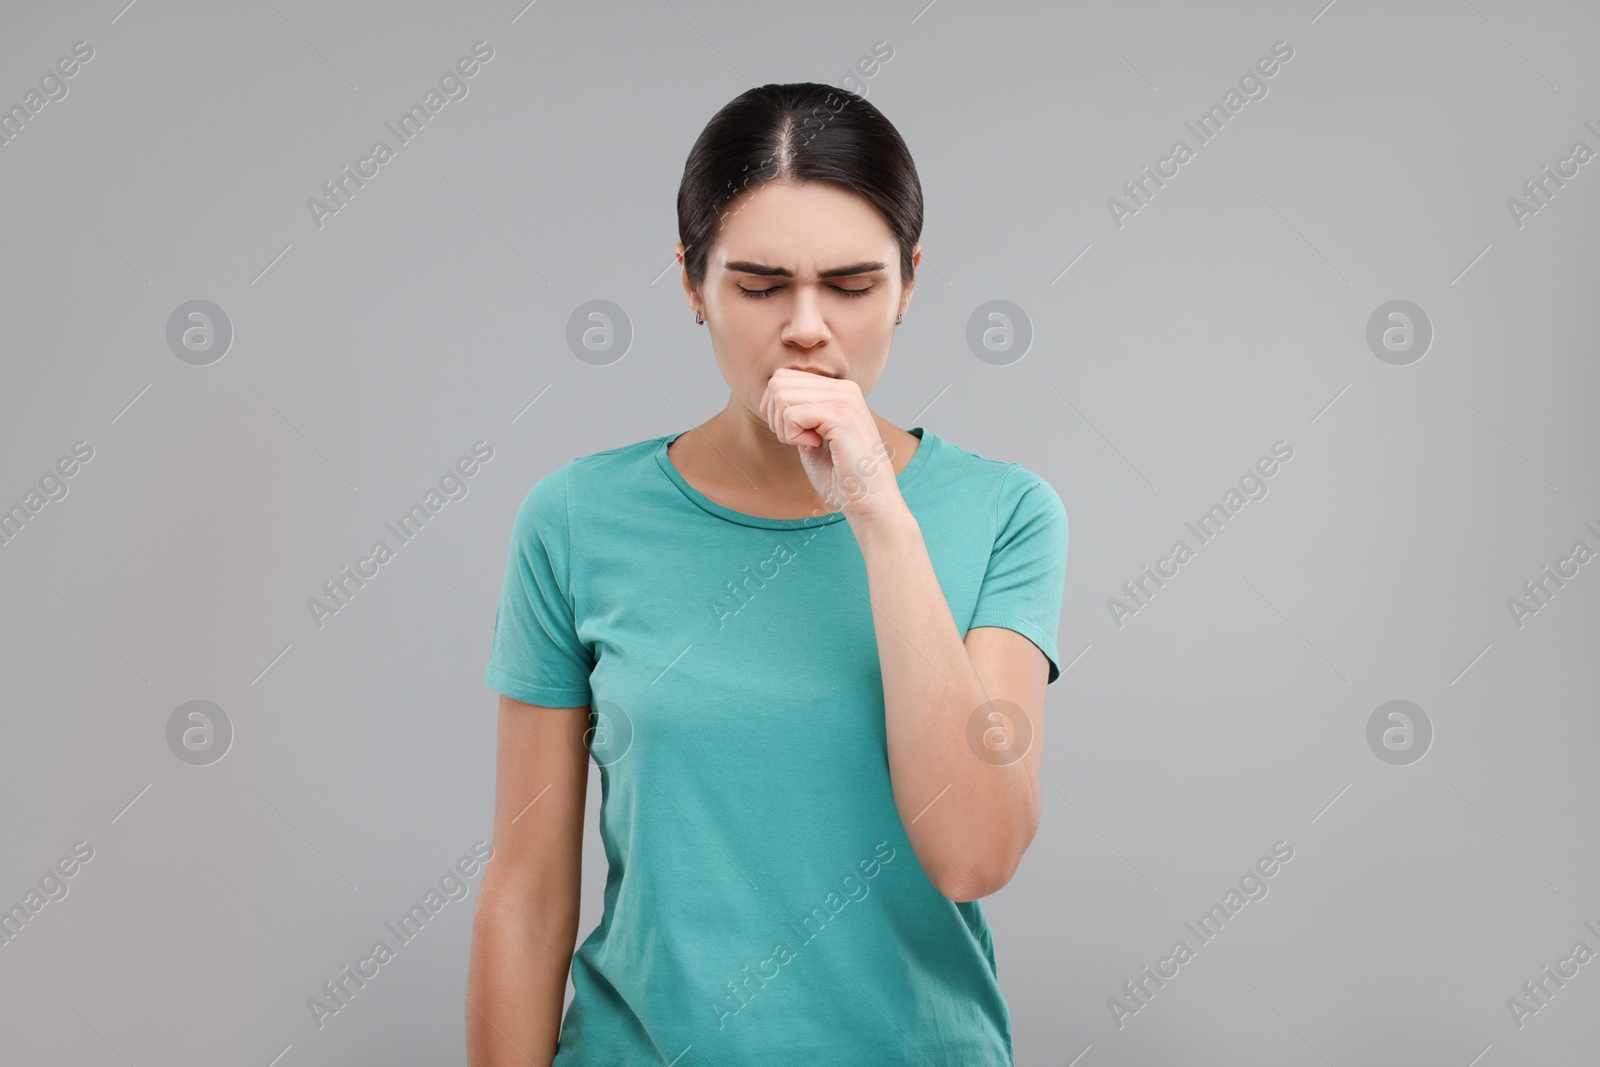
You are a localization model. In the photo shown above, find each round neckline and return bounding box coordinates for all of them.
[655,426,935,530]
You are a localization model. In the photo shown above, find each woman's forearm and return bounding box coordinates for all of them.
[853,509,1037,900]
[465,887,580,1067]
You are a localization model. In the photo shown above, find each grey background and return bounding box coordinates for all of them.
[2,0,1597,1064]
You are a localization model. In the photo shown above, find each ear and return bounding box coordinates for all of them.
[676,242,699,310]
[903,241,922,307]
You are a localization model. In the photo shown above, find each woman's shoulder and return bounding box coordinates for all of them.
[522,433,672,491]
[506,433,677,531]
[566,432,671,470]
[919,431,1067,527]
[923,431,1058,490]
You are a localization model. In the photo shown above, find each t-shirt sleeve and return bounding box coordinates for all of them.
[967,464,1070,684]
[482,464,595,707]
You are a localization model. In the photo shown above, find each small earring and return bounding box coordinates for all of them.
[695,311,704,325]
[896,312,903,325]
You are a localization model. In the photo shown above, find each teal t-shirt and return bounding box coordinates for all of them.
[483,426,1068,1066]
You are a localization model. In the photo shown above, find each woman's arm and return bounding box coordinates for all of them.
[855,514,1049,903]
[466,693,591,1066]
[755,373,1056,904]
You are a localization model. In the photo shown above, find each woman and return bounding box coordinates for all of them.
[467,82,1068,1066]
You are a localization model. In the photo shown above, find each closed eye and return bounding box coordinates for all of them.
[737,284,874,299]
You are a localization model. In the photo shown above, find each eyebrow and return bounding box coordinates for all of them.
[722,260,887,280]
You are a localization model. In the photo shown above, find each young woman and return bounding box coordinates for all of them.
[467,82,1068,1067]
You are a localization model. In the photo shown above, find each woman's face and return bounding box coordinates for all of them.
[677,180,918,415]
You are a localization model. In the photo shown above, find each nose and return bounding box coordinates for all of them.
[781,287,829,347]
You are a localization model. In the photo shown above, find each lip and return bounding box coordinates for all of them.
[781,365,837,378]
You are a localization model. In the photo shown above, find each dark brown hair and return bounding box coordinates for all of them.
[676,82,923,291]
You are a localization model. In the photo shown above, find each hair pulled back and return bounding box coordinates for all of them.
[676,82,923,292]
